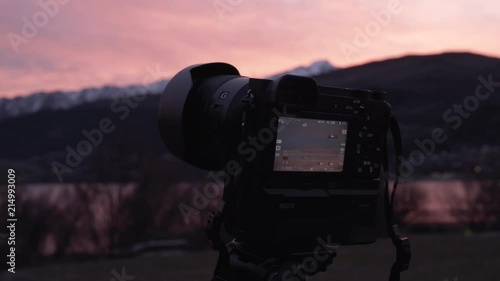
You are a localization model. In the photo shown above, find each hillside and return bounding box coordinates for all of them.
[315,52,500,177]
[1,53,499,182]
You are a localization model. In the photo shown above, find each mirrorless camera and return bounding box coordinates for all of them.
[158,62,393,250]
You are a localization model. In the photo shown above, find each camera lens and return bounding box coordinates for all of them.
[158,63,249,170]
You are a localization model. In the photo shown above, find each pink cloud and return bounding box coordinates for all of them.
[1,0,500,98]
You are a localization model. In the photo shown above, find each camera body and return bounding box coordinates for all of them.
[158,63,392,249]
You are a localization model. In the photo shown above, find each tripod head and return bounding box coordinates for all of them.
[211,240,336,281]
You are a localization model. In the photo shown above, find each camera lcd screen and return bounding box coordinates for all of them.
[273,117,348,172]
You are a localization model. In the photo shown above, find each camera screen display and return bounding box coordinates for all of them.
[273,117,348,172]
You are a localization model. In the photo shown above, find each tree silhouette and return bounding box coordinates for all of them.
[393,183,427,224]
[450,180,500,231]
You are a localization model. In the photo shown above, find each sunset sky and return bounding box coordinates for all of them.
[1,0,500,98]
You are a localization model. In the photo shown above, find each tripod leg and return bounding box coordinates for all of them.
[212,243,231,281]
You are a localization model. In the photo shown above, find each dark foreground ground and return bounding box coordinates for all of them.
[1,232,499,281]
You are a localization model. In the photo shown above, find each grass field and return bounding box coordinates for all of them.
[1,232,499,281]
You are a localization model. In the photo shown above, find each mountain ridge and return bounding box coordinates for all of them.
[0,60,337,122]
[2,52,500,182]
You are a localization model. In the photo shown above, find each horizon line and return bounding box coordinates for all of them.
[4,50,499,100]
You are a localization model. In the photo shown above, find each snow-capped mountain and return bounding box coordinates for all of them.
[0,60,336,122]
[269,60,337,79]
[0,80,169,122]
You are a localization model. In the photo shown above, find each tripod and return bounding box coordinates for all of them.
[211,240,336,281]
[207,211,336,281]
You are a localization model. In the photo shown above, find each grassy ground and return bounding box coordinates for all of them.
[1,232,499,281]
